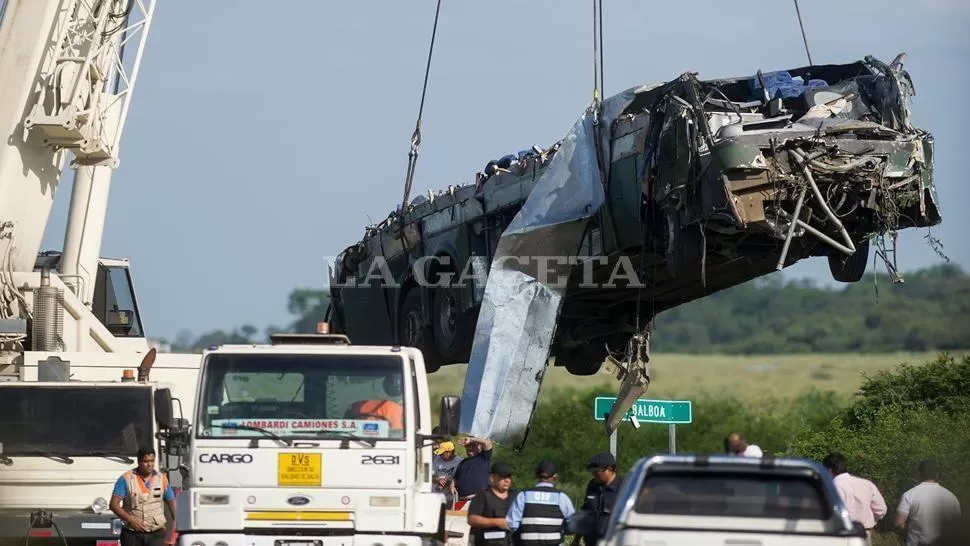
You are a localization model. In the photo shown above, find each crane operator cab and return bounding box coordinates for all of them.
[343,374,405,435]
[33,251,145,339]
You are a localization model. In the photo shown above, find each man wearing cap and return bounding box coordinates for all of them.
[506,461,575,546]
[467,462,515,546]
[573,452,624,546]
[433,440,463,505]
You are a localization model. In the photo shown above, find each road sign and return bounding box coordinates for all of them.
[593,396,693,425]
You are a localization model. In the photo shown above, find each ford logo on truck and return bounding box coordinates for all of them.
[287,495,311,506]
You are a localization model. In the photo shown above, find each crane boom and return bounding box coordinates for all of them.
[1,0,155,304]
[0,0,68,276]
[0,0,155,343]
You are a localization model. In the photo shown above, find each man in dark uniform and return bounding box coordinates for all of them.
[467,462,515,546]
[573,452,624,546]
[506,461,575,546]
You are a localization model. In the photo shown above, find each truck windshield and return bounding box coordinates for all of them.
[197,353,408,441]
[634,469,829,520]
[0,385,153,457]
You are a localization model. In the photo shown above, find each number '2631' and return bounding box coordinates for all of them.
[362,455,400,465]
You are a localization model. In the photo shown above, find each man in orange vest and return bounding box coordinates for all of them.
[109,447,176,546]
[344,375,405,431]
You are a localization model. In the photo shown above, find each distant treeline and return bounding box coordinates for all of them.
[160,264,968,354]
[652,263,968,354]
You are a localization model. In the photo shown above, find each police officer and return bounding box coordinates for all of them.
[573,452,624,546]
[506,461,575,546]
[466,462,515,546]
[109,447,176,546]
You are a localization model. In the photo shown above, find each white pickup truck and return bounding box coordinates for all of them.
[574,454,870,546]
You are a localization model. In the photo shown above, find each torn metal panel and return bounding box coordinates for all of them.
[458,89,640,447]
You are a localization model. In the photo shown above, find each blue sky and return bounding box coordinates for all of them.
[34,0,970,342]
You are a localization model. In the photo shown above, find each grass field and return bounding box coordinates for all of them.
[427,350,969,403]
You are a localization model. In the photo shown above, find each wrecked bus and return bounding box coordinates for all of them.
[328,55,941,381]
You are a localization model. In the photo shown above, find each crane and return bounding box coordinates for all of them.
[0,3,201,542]
[0,0,158,370]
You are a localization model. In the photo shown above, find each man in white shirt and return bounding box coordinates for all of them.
[723,432,763,457]
[895,459,961,546]
[822,453,887,539]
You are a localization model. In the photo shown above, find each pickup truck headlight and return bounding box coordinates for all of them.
[198,494,230,505]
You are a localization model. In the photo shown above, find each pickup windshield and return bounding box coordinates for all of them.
[634,469,829,520]
[197,353,407,441]
[0,385,152,457]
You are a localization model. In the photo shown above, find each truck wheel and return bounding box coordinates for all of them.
[664,209,703,278]
[399,288,442,372]
[828,239,870,283]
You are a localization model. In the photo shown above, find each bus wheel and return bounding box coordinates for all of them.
[399,289,442,372]
[432,283,474,364]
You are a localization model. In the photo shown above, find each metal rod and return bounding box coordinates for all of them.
[795,218,856,255]
[790,148,856,254]
[669,424,676,454]
[776,186,808,270]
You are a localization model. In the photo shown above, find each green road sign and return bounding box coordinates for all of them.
[593,396,693,424]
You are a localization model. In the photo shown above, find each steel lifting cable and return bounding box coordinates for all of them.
[591,0,605,109]
[792,0,813,65]
[599,0,606,97]
[400,0,443,216]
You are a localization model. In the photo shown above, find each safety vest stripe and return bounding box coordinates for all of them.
[519,533,562,540]
[520,517,562,525]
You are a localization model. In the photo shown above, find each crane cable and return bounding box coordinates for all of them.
[792,0,813,65]
[591,0,604,114]
[400,0,443,216]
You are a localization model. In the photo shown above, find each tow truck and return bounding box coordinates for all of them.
[173,329,465,546]
[0,1,202,544]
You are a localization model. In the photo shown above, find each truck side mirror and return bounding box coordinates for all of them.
[154,388,174,430]
[164,418,191,455]
[439,395,460,436]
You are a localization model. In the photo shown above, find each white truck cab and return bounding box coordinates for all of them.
[175,333,461,546]
[573,454,870,546]
[0,370,193,546]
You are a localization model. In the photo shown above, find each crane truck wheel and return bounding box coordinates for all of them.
[399,288,443,373]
